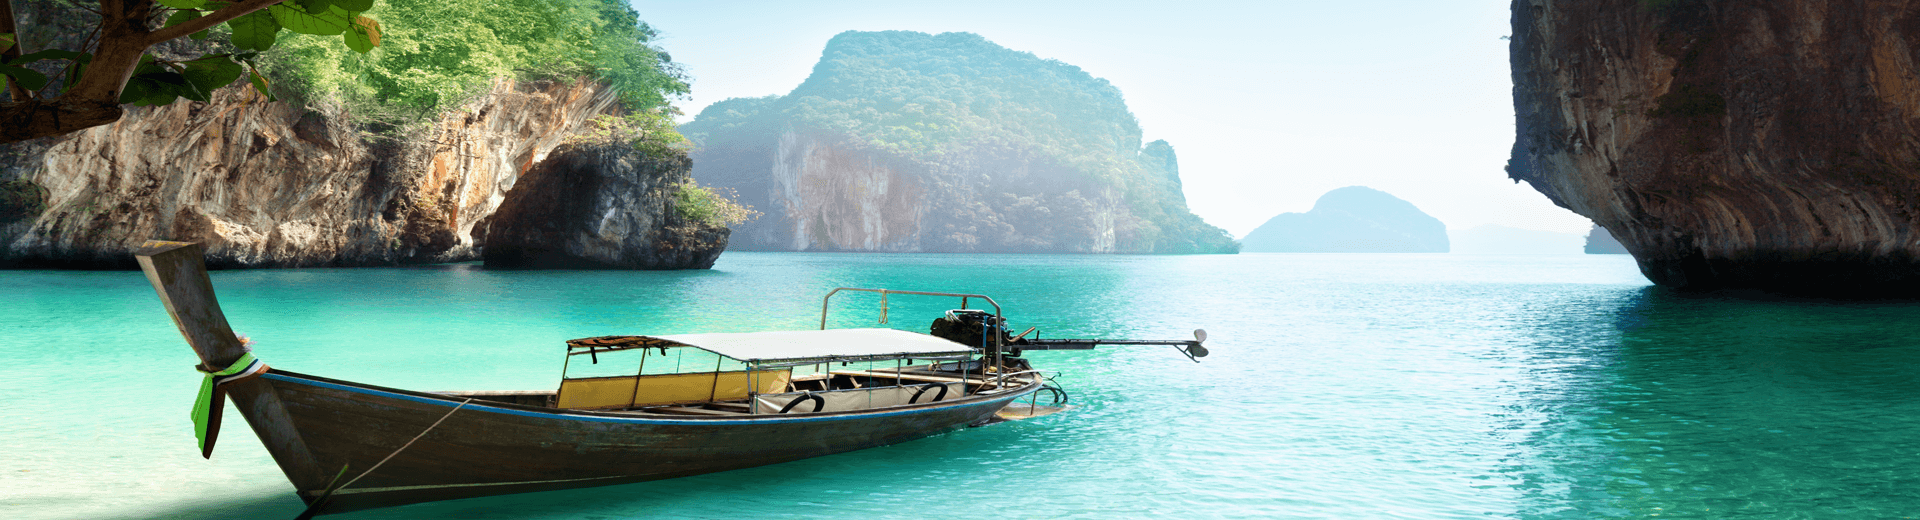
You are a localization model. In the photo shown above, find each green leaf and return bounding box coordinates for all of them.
[342,22,375,53]
[330,0,373,11]
[119,77,156,104]
[9,49,87,65]
[122,73,185,106]
[0,33,14,54]
[155,0,206,8]
[270,3,350,36]
[228,10,281,51]
[169,9,213,40]
[0,65,48,91]
[295,0,335,13]
[181,55,245,97]
[153,70,211,103]
[132,57,168,77]
[122,57,195,105]
[247,69,277,101]
[61,53,91,94]
[164,8,203,29]
[354,15,380,46]
[137,88,180,106]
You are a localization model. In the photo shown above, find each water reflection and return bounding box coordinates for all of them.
[1512,288,1920,518]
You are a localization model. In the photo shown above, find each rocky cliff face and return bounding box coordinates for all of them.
[1510,0,1920,295]
[0,80,618,268]
[478,141,727,269]
[682,31,1237,254]
[721,128,1131,253]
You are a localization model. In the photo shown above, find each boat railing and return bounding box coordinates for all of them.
[819,287,1014,396]
[819,287,1002,332]
[983,369,1047,389]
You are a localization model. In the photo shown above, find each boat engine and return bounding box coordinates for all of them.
[931,309,1211,363]
[929,309,1014,348]
[930,309,1022,360]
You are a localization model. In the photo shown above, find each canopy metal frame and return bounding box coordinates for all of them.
[819,287,1009,397]
[555,288,1015,413]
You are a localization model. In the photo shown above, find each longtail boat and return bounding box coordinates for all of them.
[135,241,1208,516]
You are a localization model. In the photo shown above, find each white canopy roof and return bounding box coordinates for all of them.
[650,328,976,364]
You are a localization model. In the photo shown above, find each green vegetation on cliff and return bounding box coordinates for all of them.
[777,32,1136,168]
[683,31,1235,253]
[263,0,687,119]
[673,181,760,228]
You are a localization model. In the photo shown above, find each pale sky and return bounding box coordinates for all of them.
[628,0,1595,237]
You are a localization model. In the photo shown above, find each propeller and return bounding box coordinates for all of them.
[1188,329,1209,358]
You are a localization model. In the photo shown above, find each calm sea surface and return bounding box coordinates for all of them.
[4,253,1918,519]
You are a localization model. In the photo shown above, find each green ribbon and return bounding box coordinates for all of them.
[193,352,257,455]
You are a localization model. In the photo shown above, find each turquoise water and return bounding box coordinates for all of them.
[4,253,1919,519]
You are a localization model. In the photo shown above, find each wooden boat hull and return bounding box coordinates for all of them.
[133,241,1052,515]
[238,369,1039,514]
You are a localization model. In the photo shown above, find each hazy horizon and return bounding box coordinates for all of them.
[629,0,1594,239]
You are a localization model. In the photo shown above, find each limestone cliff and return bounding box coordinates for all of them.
[682,31,1237,254]
[0,79,618,268]
[1510,0,1920,295]
[478,141,727,269]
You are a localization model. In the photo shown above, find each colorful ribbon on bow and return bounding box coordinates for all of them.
[193,350,268,459]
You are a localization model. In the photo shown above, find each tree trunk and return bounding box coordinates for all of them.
[0,0,280,143]
[1,0,29,102]
[0,99,125,142]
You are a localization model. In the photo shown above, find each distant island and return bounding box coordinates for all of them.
[1241,187,1447,253]
[1583,225,1629,254]
[681,31,1236,254]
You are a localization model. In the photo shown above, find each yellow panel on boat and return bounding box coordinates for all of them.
[558,369,792,409]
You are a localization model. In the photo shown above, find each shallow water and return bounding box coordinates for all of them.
[3,253,1917,519]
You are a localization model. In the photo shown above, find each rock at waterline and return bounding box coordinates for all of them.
[1509,0,1920,295]
[478,142,728,270]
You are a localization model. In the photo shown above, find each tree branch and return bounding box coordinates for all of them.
[57,0,104,17]
[145,0,281,45]
[0,99,123,142]
[1,0,29,102]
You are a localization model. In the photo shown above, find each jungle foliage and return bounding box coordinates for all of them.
[673,180,759,228]
[0,0,384,142]
[260,0,687,123]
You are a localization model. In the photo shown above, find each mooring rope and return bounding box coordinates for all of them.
[298,397,474,519]
[341,397,474,491]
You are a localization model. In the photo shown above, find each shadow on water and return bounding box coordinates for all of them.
[1509,287,1920,518]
